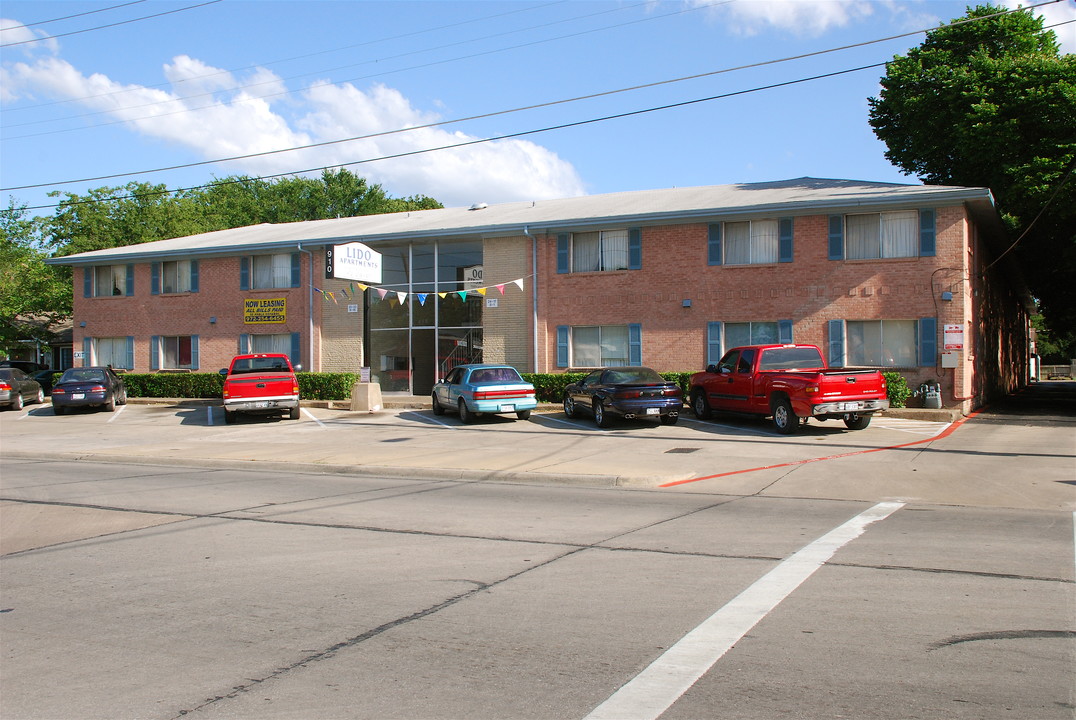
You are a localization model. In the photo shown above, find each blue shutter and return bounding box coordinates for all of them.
[151,263,160,295]
[556,326,569,367]
[628,323,642,365]
[191,335,199,370]
[290,332,301,367]
[150,336,159,370]
[190,260,199,293]
[919,208,936,257]
[239,334,250,354]
[828,215,844,260]
[919,317,937,367]
[778,217,794,263]
[628,228,642,270]
[778,319,793,343]
[84,267,93,298]
[828,319,845,368]
[125,265,135,296]
[557,234,570,274]
[707,224,723,266]
[240,257,250,290]
[707,322,723,366]
[125,336,134,370]
[83,337,92,367]
[290,253,301,288]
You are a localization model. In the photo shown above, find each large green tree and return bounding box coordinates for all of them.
[868,3,1076,335]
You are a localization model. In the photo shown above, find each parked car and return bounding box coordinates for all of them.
[31,369,59,395]
[563,366,683,427]
[0,360,49,373]
[432,364,537,423]
[0,368,45,410]
[50,366,128,414]
[688,344,889,434]
[220,353,301,423]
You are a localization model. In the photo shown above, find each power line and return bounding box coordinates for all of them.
[0,0,148,31]
[0,0,223,48]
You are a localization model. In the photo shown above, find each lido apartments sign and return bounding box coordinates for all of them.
[326,242,382,284]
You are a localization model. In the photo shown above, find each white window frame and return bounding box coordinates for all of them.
[846,210,918,259]
[570,230,630,273]
[93,265,128,297]
[252,253,293,289]
[160,336,194,369]
[250,333,292,356]
[845,319,917,367]
[161,260,193,294]
[93,337,130,369]
[724,321,780,348]
[570,325,630,367]
[723,219,779,265]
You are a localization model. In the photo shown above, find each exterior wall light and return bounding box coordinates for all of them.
[682,299,692,308]
[941,291,953,301]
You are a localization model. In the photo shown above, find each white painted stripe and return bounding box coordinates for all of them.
[206,407,214,426]
[584,501,905,720]
[106,405,126,423]
[302,407,325,428]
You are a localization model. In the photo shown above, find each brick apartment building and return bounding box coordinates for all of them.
[48,178,1033,412]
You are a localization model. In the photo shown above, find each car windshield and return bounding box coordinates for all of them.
[603,368,664,384]
[231,357,290,374]
[758,347,825,371]
[60,369,108,383]
[468,367,523,384]
[0,369,13,381]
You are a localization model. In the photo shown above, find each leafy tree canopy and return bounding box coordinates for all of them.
[868,3,1076,336]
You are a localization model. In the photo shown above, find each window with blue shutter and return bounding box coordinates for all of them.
[778,319,793,343]
[919,209,936,257]
[556,234,570,274]
[778,218,794,263]
[239,334,250,354]
[83,338,92,366]
[828,319,845,367]
[628,324,642,365]
[707,224,723,266]
[125,265,134,297]
[84,268,93,298]
[191,335,200,370]
[125,336,135,370]
[707,322,723,366]
[240,257,250,290]
[290,332,301,367]
[190,260,199,293]
[150,336,159,370]
[556,326,569,367]
[290,253,301,288]
[628,228,642,270]
[151,263,160,295]
[828,215,844,260]
[918,317,937,366]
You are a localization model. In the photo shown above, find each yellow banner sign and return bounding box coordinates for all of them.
[244,297,287,324]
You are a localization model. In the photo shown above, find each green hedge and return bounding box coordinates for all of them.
[882,371,912,408]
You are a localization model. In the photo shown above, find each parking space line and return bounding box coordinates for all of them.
[106,406,126,423]
[584,501,906,720]
[302,407,325,428]
[206,407,214,426]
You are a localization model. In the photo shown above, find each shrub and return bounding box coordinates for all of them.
[883,371,912,408]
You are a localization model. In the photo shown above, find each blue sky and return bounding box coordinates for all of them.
[2,0,1073,215]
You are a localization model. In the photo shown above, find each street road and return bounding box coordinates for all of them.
[1,383,1073,719]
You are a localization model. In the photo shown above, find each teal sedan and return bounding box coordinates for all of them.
[431,364,537,423]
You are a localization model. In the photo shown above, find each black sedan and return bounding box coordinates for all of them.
[50,366,128,414]
[0,368,45,411]
[563,366,683,427]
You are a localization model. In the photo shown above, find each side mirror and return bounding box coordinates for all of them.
[218,368,228,376]
[706,364,718,374]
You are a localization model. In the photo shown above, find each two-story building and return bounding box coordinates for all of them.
[48,177,1033,412]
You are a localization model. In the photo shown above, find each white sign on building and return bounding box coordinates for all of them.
[326,242,382,284]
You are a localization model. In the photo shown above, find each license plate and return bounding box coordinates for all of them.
[72,393,85,400]
[255,401,269,408]
[839,402,863,411]
[499,404,515,412]
[645,407,660,415]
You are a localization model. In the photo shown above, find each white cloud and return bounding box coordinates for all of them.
[0,17,59,56]
[1,44,585,207]
[688,0,876,36]
[1002,0,1076,53]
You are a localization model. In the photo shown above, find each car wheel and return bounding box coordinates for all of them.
[563,394,577,418]
[223,409,236,424]
[12,392,24,411]
[104,395,116,412]
[593,400,612,428]
[431,394,445,415]
[53,405,65,416]
[691,391,711,420]
[660,413,679,425]
[288,406,301,420]
[844,413,871,430]
[458,398,475,424]
[516,409,532,420]
[118,389,128,405]
[772,398,798,434]
[34,388,44,405]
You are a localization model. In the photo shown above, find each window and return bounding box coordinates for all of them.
[844,210,920,259]
[250,333,292,356]
[845,320,916,367]
[241,253,299,290]
[89,337,133,369]
[90,265,132,297]
[557,229,641,273]
[150,335,199,370]
[724,220,778,264]
[725,321,780,348]
[154,260,198,294]
[556,324,641,367]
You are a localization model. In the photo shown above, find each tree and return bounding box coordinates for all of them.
[868,4,1076,334]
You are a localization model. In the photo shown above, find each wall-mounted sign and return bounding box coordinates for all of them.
[326,242,382,283]
[463,264,483,290]
[944,324,964,350]
[244,297,287,324]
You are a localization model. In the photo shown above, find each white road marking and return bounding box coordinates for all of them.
[206,407,214,426]
[873,419,952,436]
[106,405,126,423]
[302,407,325,427]
[584,501,906,720]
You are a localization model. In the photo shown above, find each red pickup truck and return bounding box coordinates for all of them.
[220,353,301,423]
[689,344,889,434]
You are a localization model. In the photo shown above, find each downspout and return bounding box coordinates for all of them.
[523,226,539,373]
[297,243,314,371]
